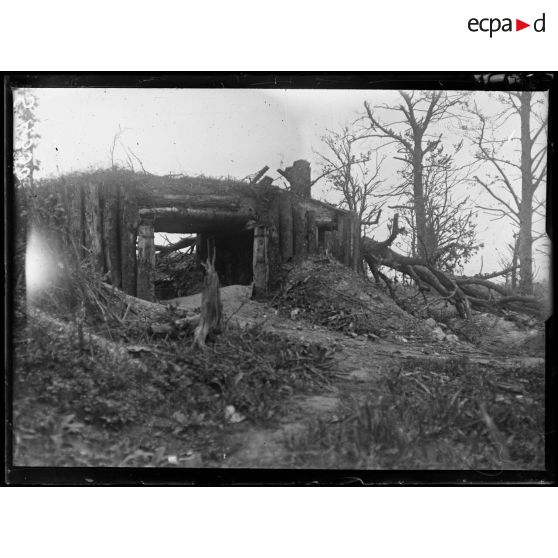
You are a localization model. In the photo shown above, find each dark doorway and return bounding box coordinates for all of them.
[197,230,254,286]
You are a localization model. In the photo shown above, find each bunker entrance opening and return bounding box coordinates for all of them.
[138,210,256,302]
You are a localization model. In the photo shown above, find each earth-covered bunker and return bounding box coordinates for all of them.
[39,160,361,301]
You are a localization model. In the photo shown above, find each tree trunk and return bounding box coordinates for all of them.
[518,92,534,295]
[137,216,155,301]
[511,234,519,290]
[412,139,429,260]
[361,214,542,318]
[193,257,223,348]
[156,236,196,255]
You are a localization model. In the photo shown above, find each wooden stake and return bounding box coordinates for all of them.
[306,210,318,254]
[84,182,104,272]
[194,253,223,349]
[278,194,293,261]
[292,203,307,259]
[252,225,269,298]
[120,184,139,296]
[102,183,122,288]
[137,214,155,301]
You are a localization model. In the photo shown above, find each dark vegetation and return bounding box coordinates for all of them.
[274,259,430,340]
[13,251,545,469]
[14,300,337,466]
[286,357,544,470]
[155,249,204,299]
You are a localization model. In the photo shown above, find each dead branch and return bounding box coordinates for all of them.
[361,214,542,318]
[156,236,196,255]
[249,166,270,185]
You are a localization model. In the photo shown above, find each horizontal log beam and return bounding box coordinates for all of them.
[140,207,257,233]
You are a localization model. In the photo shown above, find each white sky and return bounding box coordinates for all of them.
[16,87,550,279]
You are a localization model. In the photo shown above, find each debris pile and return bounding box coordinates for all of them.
[274,257,431,340]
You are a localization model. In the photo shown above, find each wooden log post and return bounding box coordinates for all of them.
[137,213,156,301]
[119,184,139,296]
[66,181,85,259]
[278,160,312,199]
[345,213,360,271]
[193,255,223,349]
[266,193,282,288]
[292,202,307,260]
[252,225,269,299]
[352,215,362,272]
[335,213,347,264]
[278,194,294,261]
[83,182,104,272]
[101,183,122,288]
[331,230,340,260]
[342,214,351,266]
[195,234,205,264]
[306,210,318,255]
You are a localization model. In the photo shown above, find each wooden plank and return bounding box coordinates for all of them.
[278,194,293,261]
[119,184,139,296]
[336,214,346,264]
[84,182,104,272]
[267,193,282,287]
[252,226,269,298]
[292,202,307,259]
[67,181,85,259]
[352,214,361,272]
[139,206,255,234]
[137,215,156,301]
[101,183,122,288]
[306,210,318,254]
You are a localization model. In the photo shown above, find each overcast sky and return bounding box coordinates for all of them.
[15,87,549,279]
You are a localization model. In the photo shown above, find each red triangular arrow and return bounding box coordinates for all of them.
[516,19,530,31]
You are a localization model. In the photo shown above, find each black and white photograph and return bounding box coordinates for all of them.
[7,75,552,478]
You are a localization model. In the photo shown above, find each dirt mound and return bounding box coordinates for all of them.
[450,312,545,357]
[274,257,431,341]
[165,284,254,315]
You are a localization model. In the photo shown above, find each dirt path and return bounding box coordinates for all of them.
[168,291,543,468]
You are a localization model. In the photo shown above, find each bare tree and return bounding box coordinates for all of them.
[395,146,480,273]
[316,126,384,234]
[360,90,465,260]
[361,213,543,319]
[470,92,547,294]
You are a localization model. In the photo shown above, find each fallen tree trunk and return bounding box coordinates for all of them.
[361,214,543,318]
[99,281,191,322]
[155,236,196,255]
[29,307,148,371]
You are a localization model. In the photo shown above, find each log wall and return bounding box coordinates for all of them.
[43,168,361,301]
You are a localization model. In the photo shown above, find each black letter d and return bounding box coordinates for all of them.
[534,13,545,32]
